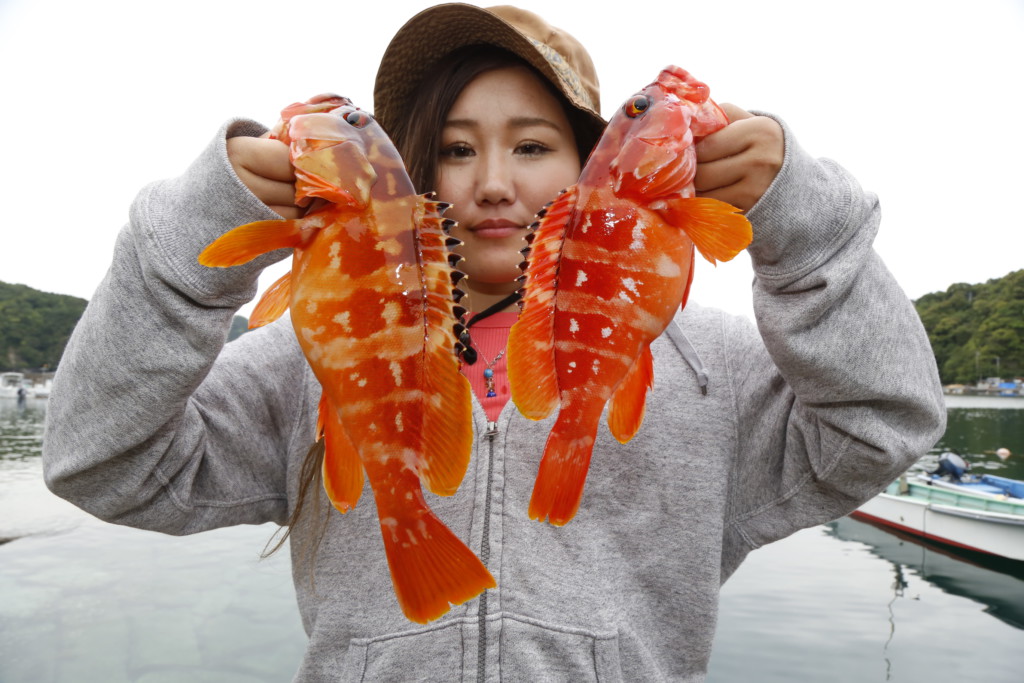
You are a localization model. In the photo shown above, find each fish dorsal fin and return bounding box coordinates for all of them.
[607,344,655,443]
[319,392,364,514]
[248,270,293,329]
[655,196,752,265]
[508,185,578,421]
[198,218,306,268]
[415,194,474,497]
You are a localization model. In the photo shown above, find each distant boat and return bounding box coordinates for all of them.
[0,372,30,399]
[853,473,1024,561]
[0,372,47,400]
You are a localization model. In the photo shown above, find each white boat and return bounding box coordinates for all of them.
[0,372,31,399]
[852,474,1024,562]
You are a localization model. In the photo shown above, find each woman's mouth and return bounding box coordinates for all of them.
[470,219,523,239]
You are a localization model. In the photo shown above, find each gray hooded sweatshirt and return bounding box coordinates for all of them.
[42,115,945,682]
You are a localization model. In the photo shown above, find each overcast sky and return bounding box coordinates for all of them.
[2,0,1021,321]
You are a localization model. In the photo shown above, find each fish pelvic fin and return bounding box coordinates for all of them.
[508,186,577,421]
[416,195,474,496]
[658,197,752,265]
[376,475,495,623]
[528,413,598,526]
[607,344,654,443]
[198,218,306,267]
[319,394,363,513]
[248,269,292,329]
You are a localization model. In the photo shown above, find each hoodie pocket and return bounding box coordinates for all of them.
[338,617,468,681]
[499,615,623,683]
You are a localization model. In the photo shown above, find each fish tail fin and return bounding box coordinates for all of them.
[248,270,293,329]
[198,219,305,267]
[528,414,598,526]
[659,197,752,265]
[607,345,654,443]
[378,486,495,623]
[508,186,577,421]
[319,394,363,513]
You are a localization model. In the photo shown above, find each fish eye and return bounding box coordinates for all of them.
[345,110,371,128]
[624,95,651,118]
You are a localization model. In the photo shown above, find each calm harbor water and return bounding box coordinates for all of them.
[1,395,1022,681]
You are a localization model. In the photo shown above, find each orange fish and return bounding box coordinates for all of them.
[199,95,494,623]
[508,67,753,526]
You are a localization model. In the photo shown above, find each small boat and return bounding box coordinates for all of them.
[852,472,1024,562]
[0,372,30,400]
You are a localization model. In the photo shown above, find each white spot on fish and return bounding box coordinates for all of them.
[330,256,341,271]
[622,277,640,295]
[569,318,579,334]
[568,360,576,374]
[329,242,341,258]
[358,378,368,388]
[602,327,612,338]
[630,220,645,250]
[575,270,588,287]
[382,302,402,325]
[619,291,634,303]
[395,410,404,432]
[333,311,351,331]
[306,301,318,314]
[592,359,601,375]
[390,360,402,387]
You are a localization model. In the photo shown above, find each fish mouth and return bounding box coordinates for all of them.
[469,219,524,239]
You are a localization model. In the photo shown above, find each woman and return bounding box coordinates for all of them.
[43,4,945,680]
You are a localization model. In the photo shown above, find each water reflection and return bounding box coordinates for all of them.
[826,516,1024,630]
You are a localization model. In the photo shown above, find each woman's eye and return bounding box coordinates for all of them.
[516,142,548,156]
[440,143,474,159]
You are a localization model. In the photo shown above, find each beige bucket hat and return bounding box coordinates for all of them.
[373,4,606,140]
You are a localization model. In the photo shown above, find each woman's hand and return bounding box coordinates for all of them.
[695,104,784,212]
[226,133,301,219]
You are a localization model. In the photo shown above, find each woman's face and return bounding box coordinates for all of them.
[436,66,581,307]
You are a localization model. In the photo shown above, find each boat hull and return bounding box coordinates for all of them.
[853,480,1024,561]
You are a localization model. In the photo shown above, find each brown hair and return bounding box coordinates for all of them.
[264,45,601,563]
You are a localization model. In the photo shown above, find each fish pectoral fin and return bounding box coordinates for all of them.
[657,196,753,265]
[415,194,474,496]
[320,394,364,514]
[607,345,654,443]
[248,270,293,329]
[376,481,495,623]
[198,218,306,267]
[508,185,578,421]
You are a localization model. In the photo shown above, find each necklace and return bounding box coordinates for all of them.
[482,348,506,398]
[457,291,521,366]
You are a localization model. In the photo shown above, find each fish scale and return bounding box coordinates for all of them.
[508,66,754,527]
[199,94,494,623]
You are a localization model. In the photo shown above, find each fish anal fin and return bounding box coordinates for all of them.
[528,419,597,526]
[249,270,293,329]
[320,394,364,513]
[416,195,474,496]
[657,197,752,265]
[375,473,495,623]
[508,186,577,421]
[198,219,305,267]
[607,345,654,443]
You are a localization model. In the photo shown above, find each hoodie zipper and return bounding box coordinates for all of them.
[477,420,498,682]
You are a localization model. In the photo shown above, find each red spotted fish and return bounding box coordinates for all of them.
[507,67,753,526]
[199,94,494,623]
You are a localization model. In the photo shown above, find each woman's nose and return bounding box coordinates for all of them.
[475,153,515,205]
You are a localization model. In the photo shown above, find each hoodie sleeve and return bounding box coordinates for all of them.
[42,120,315,535]
[718,115,946,578]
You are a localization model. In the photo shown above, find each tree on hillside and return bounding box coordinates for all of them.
[915,270,1024,384]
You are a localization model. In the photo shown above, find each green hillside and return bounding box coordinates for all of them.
[914,269,1024,385]
[0,281,249,371]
